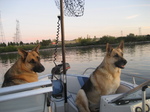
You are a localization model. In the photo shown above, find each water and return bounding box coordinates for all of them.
[0,43,150,85]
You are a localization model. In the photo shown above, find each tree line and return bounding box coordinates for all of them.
[0,33,150,53]
[74,33,150,46]
[0,39,52,53]
[0,39,52,47]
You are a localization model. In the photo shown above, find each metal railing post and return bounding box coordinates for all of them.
[142,85,148,112]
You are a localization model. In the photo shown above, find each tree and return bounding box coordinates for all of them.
[36,40,40,44]
[40,39,51,46]
[20,41,24,46]
[98,35,115,44]
[126,33,136,42]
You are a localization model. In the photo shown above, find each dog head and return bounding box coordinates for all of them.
[105,41,127,69]
[18,44,45,73]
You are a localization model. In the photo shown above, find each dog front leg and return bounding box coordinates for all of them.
[76,89,91,112]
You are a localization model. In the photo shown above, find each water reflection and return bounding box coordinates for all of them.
[0,43,150,84]
[0,53,18,64]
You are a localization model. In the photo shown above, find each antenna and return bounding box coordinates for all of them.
[0,11,5,43]
[139,27,142,35]
[121,30,123,37]
[14,20,21,43]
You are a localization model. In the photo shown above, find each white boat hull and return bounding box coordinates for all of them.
[1,74,150,112]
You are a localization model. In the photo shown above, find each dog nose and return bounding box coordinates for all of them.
[41,65,45,71]
[123,59,127,65]
[39,65,45,72]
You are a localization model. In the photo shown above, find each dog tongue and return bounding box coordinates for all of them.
[121,65,125,68]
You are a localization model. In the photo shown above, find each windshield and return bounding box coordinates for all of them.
[110,80,150,104]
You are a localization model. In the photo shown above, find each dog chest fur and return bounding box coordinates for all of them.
[92,67,121,95]
[87,67,120,104]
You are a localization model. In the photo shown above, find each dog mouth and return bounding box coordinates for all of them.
[118,64,125,69]
[115,59,127,69]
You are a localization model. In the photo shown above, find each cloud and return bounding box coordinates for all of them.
[126,14,139,19]
[126,4,150,8]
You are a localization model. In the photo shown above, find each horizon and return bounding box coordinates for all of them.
[0,0,150,43]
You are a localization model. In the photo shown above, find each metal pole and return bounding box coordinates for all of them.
[142,86,147,112]
[60,0,68,111]
[142,90,146,112]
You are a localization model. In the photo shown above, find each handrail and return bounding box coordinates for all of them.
[82,67,149,85]
[121,72,150,81]
[82,67,95,75]
[0,79,52,95]
[38,74,51,80]
[110,80,150,103]
[0,86,52,102]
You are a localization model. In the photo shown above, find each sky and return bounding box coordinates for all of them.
[0,0,150,43]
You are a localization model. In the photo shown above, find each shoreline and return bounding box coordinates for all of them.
[0,41,150,55]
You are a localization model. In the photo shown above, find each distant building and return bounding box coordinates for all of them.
[52,42,56,45]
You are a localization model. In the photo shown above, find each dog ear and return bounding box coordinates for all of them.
[32,44,40,54]
[106,43,113,55]
[118,41,124,51]
[18,48,28,59]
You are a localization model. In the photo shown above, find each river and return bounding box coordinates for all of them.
[0,43,150,85]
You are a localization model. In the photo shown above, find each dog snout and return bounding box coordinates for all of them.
[40,65,45,72]
[38,64,45,73]
[33,63,45,73]
[123,59,127,65]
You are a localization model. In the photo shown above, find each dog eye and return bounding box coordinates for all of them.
[114,54,119,58]
[37,56,40,61]
[30,59,36,63]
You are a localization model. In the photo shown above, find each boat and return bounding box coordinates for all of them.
[50,73,150,112]
[1,0,150,112]
[1,68,150,112]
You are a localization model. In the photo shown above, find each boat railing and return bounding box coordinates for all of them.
[38,74,52,80]
[0,79,52,102]
[82,67,95,75]
[0,79,52,112]
[82,67,149,85]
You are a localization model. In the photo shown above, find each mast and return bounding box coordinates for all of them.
[60,0,68,111]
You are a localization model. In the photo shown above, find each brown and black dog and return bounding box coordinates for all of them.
[2,44,45,87]
[76,41,127,112]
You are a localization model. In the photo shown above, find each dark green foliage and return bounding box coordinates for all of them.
[75,37,97,46]
[40,39,51,46]
[0,34,150,53]
[98,35,116,44]
[0,43,6,47]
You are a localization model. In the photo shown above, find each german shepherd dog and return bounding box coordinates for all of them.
[76,41,127,112]
[2,44,45,87]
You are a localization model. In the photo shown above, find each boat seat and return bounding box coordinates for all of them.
[0,80,52,112]
[77,76,89,87]
[116,84,131,93]
[67,74,89,94]
[116,81,134,94]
